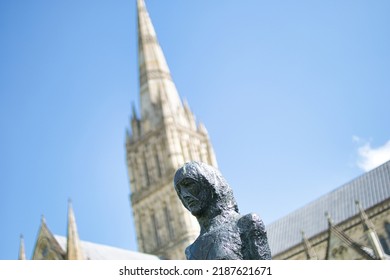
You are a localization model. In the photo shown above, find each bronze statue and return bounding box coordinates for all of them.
[174,161,271,260]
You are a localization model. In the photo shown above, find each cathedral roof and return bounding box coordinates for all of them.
[267,160,390,256]
[54,235,159,260]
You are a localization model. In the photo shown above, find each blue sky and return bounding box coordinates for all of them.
[1,0,389,260]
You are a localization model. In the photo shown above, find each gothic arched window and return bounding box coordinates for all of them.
[151,212,161,247]
[379,235,390,255]
[384,222,390,240]
[155,149,162,177]
[164,206,175,240]
[143,151,150,186]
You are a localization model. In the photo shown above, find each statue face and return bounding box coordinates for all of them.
[175,177,210,216]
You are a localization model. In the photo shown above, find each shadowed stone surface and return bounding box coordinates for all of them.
[174,161,271,260]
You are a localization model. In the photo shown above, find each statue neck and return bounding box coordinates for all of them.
[197,209,239,234]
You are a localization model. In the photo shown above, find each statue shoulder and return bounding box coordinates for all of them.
[238,213,266,233]
[238,213,272,260]
[185,244,192,260]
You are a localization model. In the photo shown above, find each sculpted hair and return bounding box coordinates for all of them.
[174,161,239,214]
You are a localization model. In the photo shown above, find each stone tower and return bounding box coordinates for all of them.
[125,0,218,259]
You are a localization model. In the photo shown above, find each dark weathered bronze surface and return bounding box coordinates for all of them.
[174,161,271,260]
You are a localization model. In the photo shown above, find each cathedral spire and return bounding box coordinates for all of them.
[137,0,183,129]
[355,201,386,260]
[18,234,26,260]
[127,1,218,259]
[66,199,84,260]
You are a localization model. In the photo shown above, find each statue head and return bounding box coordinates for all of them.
[174,161,239,217]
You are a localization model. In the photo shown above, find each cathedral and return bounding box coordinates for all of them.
[21,0,390,260]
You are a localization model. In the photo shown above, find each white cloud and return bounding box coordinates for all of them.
[356,139,390,172]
